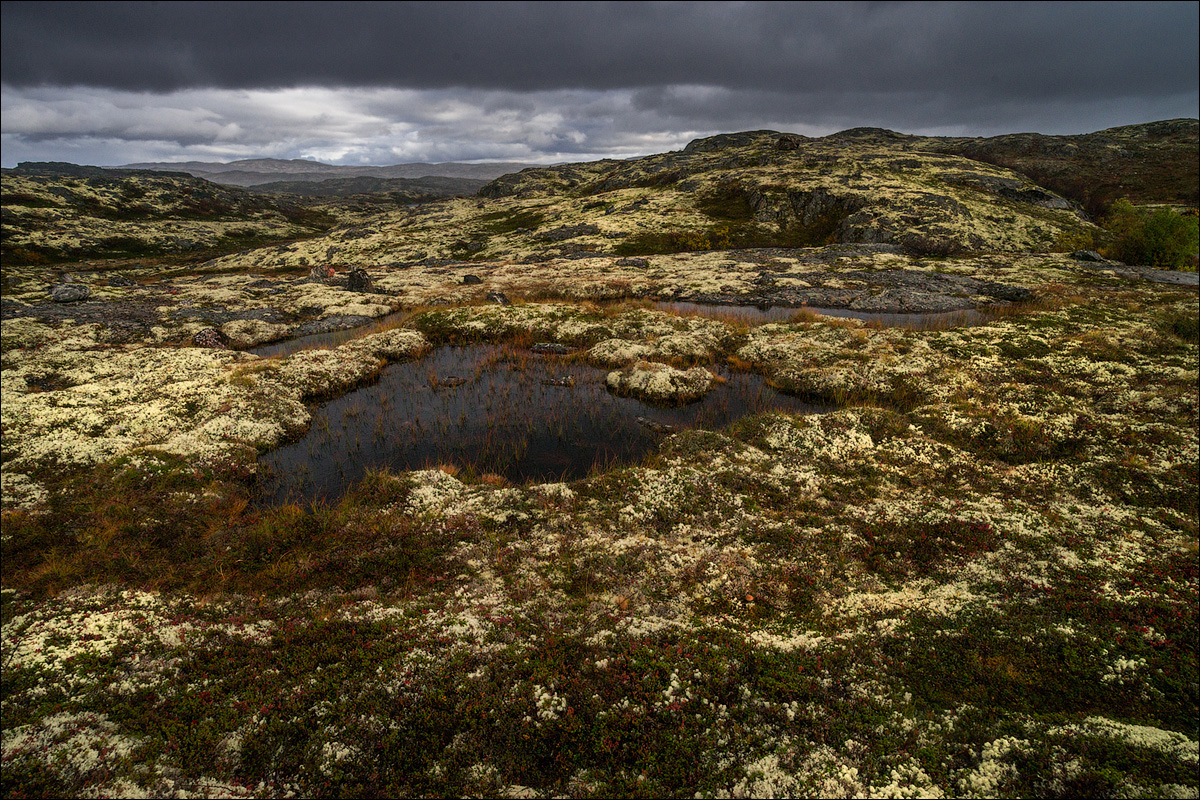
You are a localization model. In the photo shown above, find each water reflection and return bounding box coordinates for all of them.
[654,301,991,328]
[257,344,830,505]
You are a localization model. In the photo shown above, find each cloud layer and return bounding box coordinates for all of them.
[2,2,1197,166]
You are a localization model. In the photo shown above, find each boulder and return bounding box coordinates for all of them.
[462,274,484,285]
[606,360,715,405]
[347,267,374,292]
[307,265,336,283]
[108,275,137,287]
[192,328,230,349]
[535,223,600,242]
[1070,250,1108,262]
[486,291,512,306]
[49,284,91,303]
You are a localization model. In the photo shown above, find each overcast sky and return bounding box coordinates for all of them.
[2,1,1197,167]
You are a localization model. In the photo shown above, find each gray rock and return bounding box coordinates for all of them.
[615,257,649,268]
[463,274,483,285]
[1070,250,1108,262]
[108,275,137,287]
[536,223,600,242]
[49,284,91,303]
[293,315,374,336]
[486,291,511,306]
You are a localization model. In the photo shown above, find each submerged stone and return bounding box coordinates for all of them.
[530,342,575,355]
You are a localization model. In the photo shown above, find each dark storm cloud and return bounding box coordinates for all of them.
[2,2,1197,167]
[4,1,1197,100]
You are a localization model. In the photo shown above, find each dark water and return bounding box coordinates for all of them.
[654,301,991,328]
[249,311,409,359]
[257,344,830,505]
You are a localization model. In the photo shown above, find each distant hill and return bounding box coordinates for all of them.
[243,175,487,198]
[925,118,1199,214]
[1,163,340,264]
[118,158,543,189]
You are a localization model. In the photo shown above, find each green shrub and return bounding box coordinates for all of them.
[1102,199,1199,269]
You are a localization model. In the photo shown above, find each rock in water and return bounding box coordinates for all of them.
[606,360,715,405]
[530,342,574,355]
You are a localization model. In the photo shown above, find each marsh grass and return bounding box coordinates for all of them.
[0,455,460,601]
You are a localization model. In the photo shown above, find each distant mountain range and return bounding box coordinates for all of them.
[117,158,544,187]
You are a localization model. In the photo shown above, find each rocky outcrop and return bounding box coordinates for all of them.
[677,263,1033,312]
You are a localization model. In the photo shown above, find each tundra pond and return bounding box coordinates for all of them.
[256,343,831,504]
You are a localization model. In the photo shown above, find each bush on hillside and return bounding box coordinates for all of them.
[1102,199,1199,269]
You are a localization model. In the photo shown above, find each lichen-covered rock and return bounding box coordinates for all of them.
[275,347,386,399]
[588,338,652,366]
[342,328,430,362]
[220,318,289,348]
[605,360,715,404]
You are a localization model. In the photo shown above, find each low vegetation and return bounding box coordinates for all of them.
[1102,199,1200,270]
[2,123,1197,798]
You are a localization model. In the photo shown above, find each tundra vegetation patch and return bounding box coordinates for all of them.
[2,126,1198,798]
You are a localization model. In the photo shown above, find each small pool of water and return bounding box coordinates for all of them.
[249,311,408,359]
[257,344,830,505]
[655,302,991,328]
